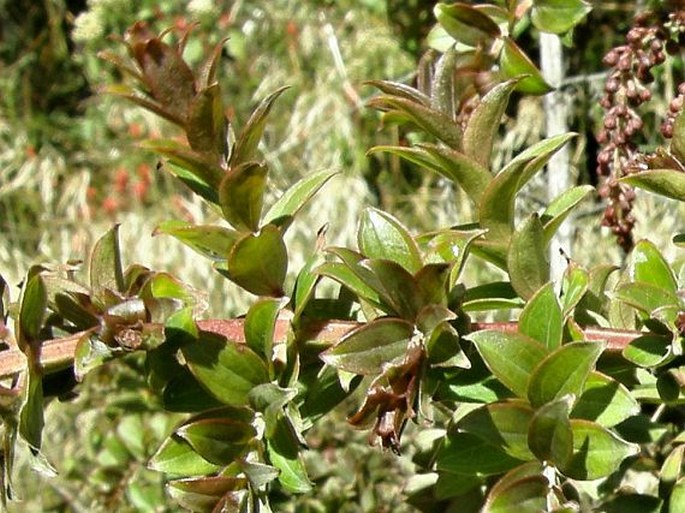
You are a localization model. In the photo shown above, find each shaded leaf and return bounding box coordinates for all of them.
[614,282,680,316]
[162,371,224,413]
[436,432,526,476]
[140,139,224,189]
[314,262,383,309]
[458,400,535,461]
[167,476,244,512]
[245,297,283,364]
[365,80,431,106]
[519,282,562,351]
[423,228,486,287]
[358,208,422,273]
[321,318,414,375]
[507,214,549,300]
[462,281,525,312]
[622,334,673,368]
[527,341,605,408]
[469,330,547,398]
[18,271,47,349]
[219,162,268,232]
[528,395,573,466]
[182,333,269,406]
[361,259,422,319]
[187,84,225,157]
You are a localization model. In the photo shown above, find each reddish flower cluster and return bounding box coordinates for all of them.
[597,9,685,252]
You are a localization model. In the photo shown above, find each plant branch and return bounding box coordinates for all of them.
[0,319,642,381]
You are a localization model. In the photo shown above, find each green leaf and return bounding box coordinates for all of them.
[436,432,526,476]
[620,169,685,202]
[362,259,422,319]
[292,251,324,319]
[431,46,458,117]
[90,225,125,299]
[463,79,519,168]
[571,372,640,427]
[314,262,383,309]
[245,297,283,363]
[458,400,535,461]
[366,95,462,149]
[527,341,605,408]
[670,477,685,513]
[177,418,255,466]
[230,86,289,166]
[167,477,244,512]
[434,2,501,47]
[149,436,221,477]
[519,283,562,351]
[660,444,685,495]
[19,366,44,451]
[187,83,225,157]
[74,334,116,381]
[541,185,594,243]
[263,169,338,227]
[320,318,414,375]
[462,281,525,312]
[560,419,639,480]
[358,208,422,273]
[365,80,431,106]
[162,370,224,412]
[469,330,548,398]
[528,395,573,466]
[614,282,680,316]
[219,162,268,232]
[628,239,677,294]
[622,334,673,368]
[601,494,663,513]
[560,263,589,316]
[266,441,312,494]
[300,365,360,423]
[482,475,548,513]
[425,321,469,368]
[182,333,269,406]
[531,0,592,34]
[423,228,486,287]
[224,225,287,297]
[18,270,47,349]
[500,37,553,95]
[140,139,225,189]
[418,144,492,204]
[507,214,549,301]
[673,109,685,163]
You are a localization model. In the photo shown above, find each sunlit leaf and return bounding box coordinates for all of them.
[263,169,338,228]
[572,371,640,427]
[434,2,501,47]
[177,418,255,466]
[541,185,593,243]
[463,79,518,168]
[358,207,422,273]
[469,329,547,398]
[230,86,289,167]
[149,436,221,477]
[620,169,685,202]
[519,283,562,351]
[167,476,244,512]
[527,341,604,408]
[614,282,680,316]
[627,239,677,294]
[436,432,526,476]
[365,80,431,106]
[90,225,125,299]
[321,318,414,375]
[219,162,268,232]
[561,263,589,316]
[560,419,639,480]
[622,334,673,368]
[187,83,225,157]
[531,0,592,34]
[224,225,287,297]
[507,214,549,301]
[500,37,552,95]
[462,281,525,312]
[482,475,548,513]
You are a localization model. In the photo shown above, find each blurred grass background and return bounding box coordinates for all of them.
[2,0,685,510]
